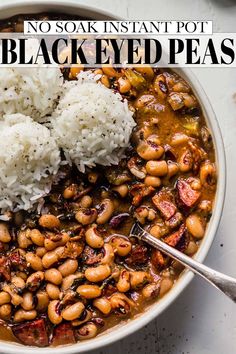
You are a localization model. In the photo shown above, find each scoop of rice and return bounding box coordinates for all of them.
[0,114,61,212]
[52,72,136,172]
[0,66,63,121]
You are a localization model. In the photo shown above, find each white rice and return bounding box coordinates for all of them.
[0,65,63,121]
[52,72,136,172]
[0,114,61,212]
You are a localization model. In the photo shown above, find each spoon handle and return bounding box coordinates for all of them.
[135,226,236,303]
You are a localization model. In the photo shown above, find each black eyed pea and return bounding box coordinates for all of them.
[110,237,132,257]
[75,208,98,225]
[101,75,110,88]
[142,283,160,299]
[198,200,212,213]
[101,190,109,199]
[146,160,168,177]
[46,283,61,300]
[116,270,130,293]
[117,76,132,94]
[62,273,84,291]
[16,271,28,281]
[130,271,150,289]
[85,264,111,283]
[11,276,25,289]
[147,134,161,146]
[178,149,193,173]
[97,199,114,225]
[48,300,62,325]
[63,184,77,199]
[88,172,99,184]
[71,309,92,327]
[100,244,114,264]
[186,214,205,239]
[76,285,101,299]
[147,208,156,221]
[2,285,23,306]
[39,214,60,230]
[14,309,37,322]
[42,250,59,269]
[144,175,161,188]
[135,66,154,80]
[0,223,11,243]
[159,278,174,297]
[58,259,78,277]
[0,291,11,305]
[93,297,112,315]
[172,80,190,93]
[137,140,164,161]
[134,206,148,224]
[190,178,202,191]
[109,293,134,314]
[25,252,43,271]
[112,184,129,198]
[200,162,216,186]
[53,246,65,258]
[153,74,168,99]
[80,195,93,208]
[36,247,47,258]
[0,304,12,320]
[102,66,119,78]
[29,229,44,246]
[26,271,44,292]
[45,268,62,285]
[85,225,104,249]
[17,229,32,249]
[61,302,85,321]
[36,291,49,312]
[167,161,179,178]
[185,240,198,256]
[76,322,98,340]
[44,232,69,251]
[149,225,161,239]
[171,133,189,146]
[22,292,35,311]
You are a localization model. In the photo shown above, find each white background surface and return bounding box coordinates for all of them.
[1,0,236,353]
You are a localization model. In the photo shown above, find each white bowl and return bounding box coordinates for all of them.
[0,1,226,353]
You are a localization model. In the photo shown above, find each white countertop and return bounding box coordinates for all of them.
[1,0,236,353]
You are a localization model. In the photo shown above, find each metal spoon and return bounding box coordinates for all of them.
[130,223,236,303]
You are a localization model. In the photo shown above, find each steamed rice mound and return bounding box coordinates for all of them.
[52,73,136,172]
[0,66,63,120]
[0,114,61,211]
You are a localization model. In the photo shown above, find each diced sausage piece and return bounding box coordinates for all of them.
[9,250,26,269]
[0,257,11,281]
[82,246,103,265]
[177,179,201,208]
[130,184,155,206]
[152,190,177,220]
[164,224,189,252]
[168,92,197,111]
[52,323,76,346]
[151,249,168,270]
[12,318,49,347]
[125,244,149,266]
[168,92,185,110]
[166,212,183,229]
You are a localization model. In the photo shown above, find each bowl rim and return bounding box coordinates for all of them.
[0,1,226,353]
